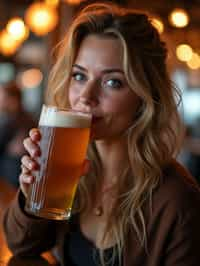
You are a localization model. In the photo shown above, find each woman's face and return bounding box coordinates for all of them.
[68,34,140,140]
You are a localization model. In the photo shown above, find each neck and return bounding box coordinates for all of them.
[95,136,128,182]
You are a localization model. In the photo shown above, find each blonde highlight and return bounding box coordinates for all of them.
[45,3,184,265]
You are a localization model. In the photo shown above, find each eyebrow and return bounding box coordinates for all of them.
[73,64,124,74]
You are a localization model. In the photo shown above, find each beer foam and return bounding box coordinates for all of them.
[39,107,91,128]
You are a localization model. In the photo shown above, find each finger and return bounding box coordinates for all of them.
[21,155,39,171]
[23,138,41,157]
[19,174,35,198]
[82,159,90,175]
[29,128,41,142]
[21,164,30,175]
[20,184,29,198]
[19,173,35,185]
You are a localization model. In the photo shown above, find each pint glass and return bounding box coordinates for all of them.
[25,105,91,220]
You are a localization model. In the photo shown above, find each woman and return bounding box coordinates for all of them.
[3,2,200,266]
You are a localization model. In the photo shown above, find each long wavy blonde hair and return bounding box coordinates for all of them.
[46,2,183,265]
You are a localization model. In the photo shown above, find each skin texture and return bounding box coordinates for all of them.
[21,34,140,196]
[69,34,139,141]
[68,34,140,181]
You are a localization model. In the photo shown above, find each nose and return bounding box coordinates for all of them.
[79,81,99,107]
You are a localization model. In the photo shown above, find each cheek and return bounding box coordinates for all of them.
[105,94,139,114]
[68,88,78,107]
[107,96,140,127]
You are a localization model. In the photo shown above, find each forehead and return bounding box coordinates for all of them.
[74,34,124,69]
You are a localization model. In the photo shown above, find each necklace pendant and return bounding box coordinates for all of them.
[94,206,103,216]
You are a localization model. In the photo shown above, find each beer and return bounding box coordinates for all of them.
[25,106,91,220]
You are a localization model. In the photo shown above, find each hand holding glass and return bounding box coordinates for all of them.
[25,105,91,220]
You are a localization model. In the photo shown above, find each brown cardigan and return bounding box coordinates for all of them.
[3,160,200,266]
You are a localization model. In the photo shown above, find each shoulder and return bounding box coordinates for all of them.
[160,159,200,203]
[152,159,200,222]
[142,161,200,265]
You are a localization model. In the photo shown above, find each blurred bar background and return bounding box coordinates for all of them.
[0,0,200,184]
[0,1,199,263]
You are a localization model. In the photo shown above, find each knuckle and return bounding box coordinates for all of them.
[23,137,29,147]
[30,128,36,136]
[23,138,33,152]
[19,174,24,183]
[20,174,29,183]
[21,165,29,174]
[21,155,29,164]
[30,128,40,139]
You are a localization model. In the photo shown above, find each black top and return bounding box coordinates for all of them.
[64,215,121,266]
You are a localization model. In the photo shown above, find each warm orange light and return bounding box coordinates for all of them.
[6,17,29,42]
[176,44,193,62]
[151,17,164,34]
[64,0,83,5]
[169,8,189,28]
[45,0,59,7]
[186,53,200,70]
[0,30,21,56]
[20,68,43,89]
[25,2,58,36]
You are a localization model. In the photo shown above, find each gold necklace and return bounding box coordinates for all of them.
[93,205,104,216]
[93,184,116,217]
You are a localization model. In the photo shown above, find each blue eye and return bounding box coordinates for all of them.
[72,72,86,82]
[104,79,122,89]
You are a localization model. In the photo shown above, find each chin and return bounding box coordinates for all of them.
[90,132,100,141]
[89,131,105,141]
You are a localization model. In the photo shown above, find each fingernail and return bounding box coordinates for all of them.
[29,162,33,169]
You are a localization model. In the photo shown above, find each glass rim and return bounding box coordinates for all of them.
[41,104,92,117]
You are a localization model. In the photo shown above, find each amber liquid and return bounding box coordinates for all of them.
[25,125,90,220]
